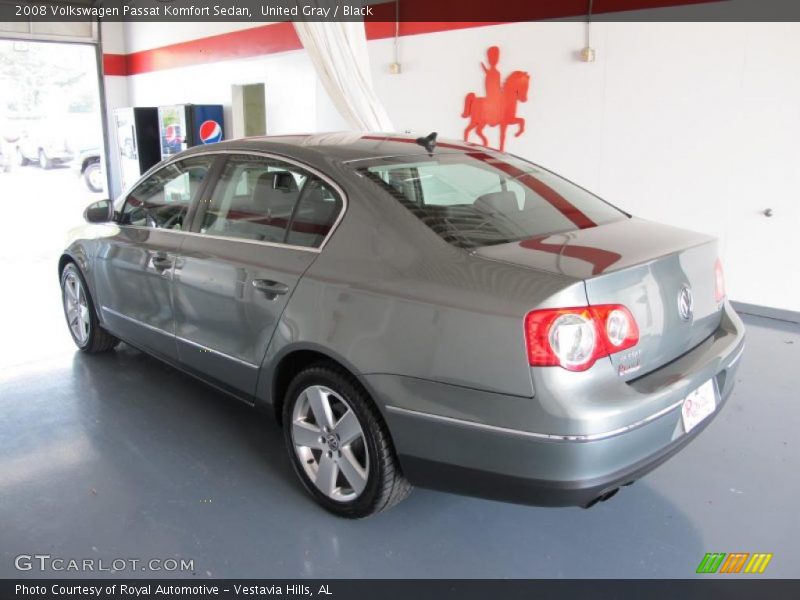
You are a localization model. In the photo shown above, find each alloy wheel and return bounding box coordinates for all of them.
[63,271,90,345]
[290,385,369,502]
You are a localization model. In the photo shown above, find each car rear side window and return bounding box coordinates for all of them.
[356,153,627,249]
[120,156,214,230]
[199,154,342,249]
[285,178,343,249]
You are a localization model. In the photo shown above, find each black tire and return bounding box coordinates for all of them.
[60,262,119,353]
[38,149,52,169]
[83,161,102,192]
[16,147,28,166]
[282,363,411,518]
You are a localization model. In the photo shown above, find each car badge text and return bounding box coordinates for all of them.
[617,349,641,376]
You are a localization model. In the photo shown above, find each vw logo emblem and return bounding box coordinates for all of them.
[678,285,694,321]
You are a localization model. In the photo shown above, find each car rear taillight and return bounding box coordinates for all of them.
[524,305,639,372]
[714,258,726,303]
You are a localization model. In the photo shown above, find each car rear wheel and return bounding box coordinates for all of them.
[38,149,52,169]
[83,161,103,192]
[283,364,411,518]
[60,263,119,353]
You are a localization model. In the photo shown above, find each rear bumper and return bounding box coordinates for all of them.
[369,303,745,507]
[393,376,734,507]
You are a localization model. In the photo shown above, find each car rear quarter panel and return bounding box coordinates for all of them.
[257,168,586,405]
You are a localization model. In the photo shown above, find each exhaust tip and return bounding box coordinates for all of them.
[582,487,620,509]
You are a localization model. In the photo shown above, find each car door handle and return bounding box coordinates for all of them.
[252,279,289,299]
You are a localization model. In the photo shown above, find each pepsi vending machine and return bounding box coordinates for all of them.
[157,104,224,160]
[113,107,160,191]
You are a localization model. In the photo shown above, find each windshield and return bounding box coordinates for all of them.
[355,151,627,249]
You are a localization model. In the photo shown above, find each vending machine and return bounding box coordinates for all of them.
[157,104,224,160]
[113,107,161,191]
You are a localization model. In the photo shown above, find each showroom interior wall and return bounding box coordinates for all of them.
[101,20,799,315]
[100,20,129,198]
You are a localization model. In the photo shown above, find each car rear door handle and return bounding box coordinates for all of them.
[252,279,289,299]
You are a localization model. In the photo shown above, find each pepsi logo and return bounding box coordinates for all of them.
[198,120,222,144]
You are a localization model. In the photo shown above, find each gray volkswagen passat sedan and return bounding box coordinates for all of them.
[60,133,745,517]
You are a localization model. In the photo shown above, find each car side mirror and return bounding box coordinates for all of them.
[84,199,112,223]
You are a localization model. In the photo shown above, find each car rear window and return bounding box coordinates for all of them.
[355,152,627,249]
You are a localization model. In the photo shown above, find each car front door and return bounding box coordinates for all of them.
[93,155,217,361]
[172,153,344,398]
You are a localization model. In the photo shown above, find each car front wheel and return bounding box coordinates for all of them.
[283,364,411,518]
[60,263,119,353]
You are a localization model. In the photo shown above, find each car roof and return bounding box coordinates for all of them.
[180,132,486,164]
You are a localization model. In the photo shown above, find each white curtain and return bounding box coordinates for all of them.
[293,20,395,132]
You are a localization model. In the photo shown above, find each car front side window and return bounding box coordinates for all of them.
[120,156,215,230]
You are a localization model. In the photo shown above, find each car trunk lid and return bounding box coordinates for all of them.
[474,218,724,379]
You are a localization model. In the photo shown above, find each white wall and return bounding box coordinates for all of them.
[125,51,322,136]
[109,21,800,313]
[121,22,265,53]
[367,22,800,313]
[104,22,336,195]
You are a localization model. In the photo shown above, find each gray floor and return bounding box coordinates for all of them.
[4,317,798,580]
[1,169,798,579]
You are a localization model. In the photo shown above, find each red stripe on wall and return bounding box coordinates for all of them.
[102,0,722,76]
[125,21,302,75]
[104,21,503,76]
[103,53,128,76]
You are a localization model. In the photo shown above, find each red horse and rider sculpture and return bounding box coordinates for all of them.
[462,46,530,151]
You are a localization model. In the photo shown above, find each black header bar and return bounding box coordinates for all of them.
[2,0,800,23]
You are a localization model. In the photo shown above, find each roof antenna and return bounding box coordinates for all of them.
[415,131,437,155]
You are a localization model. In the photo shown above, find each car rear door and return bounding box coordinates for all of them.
[93,155,218,361]
[172,153,344,398]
